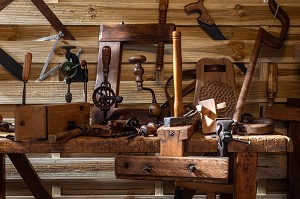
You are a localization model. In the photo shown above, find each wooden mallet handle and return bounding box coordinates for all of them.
[172,31,183,117]
[22,52,32,82]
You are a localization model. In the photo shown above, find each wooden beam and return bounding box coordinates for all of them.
[0,153,5,199]
[7,153,52,199]
[0,0,13,11]
[261,106,300,122]
[99,24,175,43]
[234,152,258,199]
[30,0,75,40]
[115,155,229,183]
[287,98,300,199]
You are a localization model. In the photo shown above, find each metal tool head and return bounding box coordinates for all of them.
[163,110,199,127]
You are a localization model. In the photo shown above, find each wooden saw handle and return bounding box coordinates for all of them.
[172,31,183,117]
[22,52,32,82]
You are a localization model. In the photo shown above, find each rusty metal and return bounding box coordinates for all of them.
[233,0,290,122]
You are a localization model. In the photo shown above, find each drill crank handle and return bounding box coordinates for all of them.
[22,52,32,82]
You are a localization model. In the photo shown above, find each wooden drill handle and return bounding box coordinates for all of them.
[102,46,111,73]
[22,52,32,82]
[172,31,183,117]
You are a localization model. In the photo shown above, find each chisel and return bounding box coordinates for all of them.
[22,52,32,106]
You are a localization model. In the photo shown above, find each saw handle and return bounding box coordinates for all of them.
[172,31,184,117]
[184,0,214,25]
[22,52,32,82]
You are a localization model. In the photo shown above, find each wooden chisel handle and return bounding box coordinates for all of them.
[172,31,183,117]
[22,52,32,82]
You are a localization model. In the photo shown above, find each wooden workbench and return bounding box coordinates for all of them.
[0,132,293,199]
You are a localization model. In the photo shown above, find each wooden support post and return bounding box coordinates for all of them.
[287,98,300,199]
[234,152,258,199]
[8,153,53,199]
[0,153,5,199]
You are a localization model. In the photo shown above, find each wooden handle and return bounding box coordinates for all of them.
[102,46,111,73]
[22,52,32,82]
[48,128,82,143]
[267,63,278,106]
[172,31,183,117]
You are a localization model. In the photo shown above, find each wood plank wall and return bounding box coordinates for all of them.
[0,0,299,198]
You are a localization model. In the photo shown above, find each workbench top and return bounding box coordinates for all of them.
[0,131,293,154]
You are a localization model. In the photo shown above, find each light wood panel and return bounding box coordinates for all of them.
[0,0,299,198]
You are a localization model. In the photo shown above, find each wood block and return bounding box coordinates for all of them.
[115,155,228,183]
[14,102,90,141]
[198,99,217,134]
[14,105,47,141]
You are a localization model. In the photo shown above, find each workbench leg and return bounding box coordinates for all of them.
[7,153,53,199]
[287,98,300,199]
[234,152,258,199]
[0,153,5,199]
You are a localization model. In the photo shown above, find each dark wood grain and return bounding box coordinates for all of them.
[7,153,52,199]
[234,152,258,199]
[30,0,75,40]
[287,98,300,199]
[115,155,229,183]
[0,0,13,11]
[99,24,175,43]
[0,153,5,199]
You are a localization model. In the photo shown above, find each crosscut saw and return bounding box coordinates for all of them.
[185,0,247,74]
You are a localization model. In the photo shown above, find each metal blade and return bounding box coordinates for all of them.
[199,23,248,74]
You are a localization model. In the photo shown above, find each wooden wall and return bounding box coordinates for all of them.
[0,0,299,198]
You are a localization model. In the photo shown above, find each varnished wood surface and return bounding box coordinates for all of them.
[0,132,292,154]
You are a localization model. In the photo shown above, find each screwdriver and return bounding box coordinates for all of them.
[22,52,32,106]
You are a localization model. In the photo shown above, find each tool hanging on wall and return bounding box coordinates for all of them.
[60,45,88,103]
[129,55,162,124]
[184,0,247,74]
[233,0,289,123]
[156,0,169,80]
[93,46,123,124]
[22,52,32,106]
[36,31,64,81]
